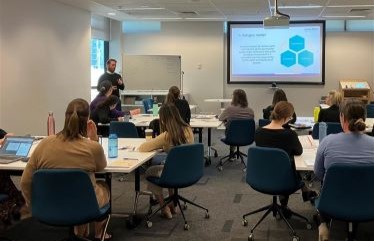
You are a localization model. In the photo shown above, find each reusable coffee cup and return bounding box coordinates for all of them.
[145,129,153,140]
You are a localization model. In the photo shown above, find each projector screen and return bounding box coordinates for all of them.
[227,21,325,85]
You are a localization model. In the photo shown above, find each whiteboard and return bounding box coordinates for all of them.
[122,55,181,90]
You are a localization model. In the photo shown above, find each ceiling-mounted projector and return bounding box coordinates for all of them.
[263,0,290,28]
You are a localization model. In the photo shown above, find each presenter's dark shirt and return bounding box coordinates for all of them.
[97,72,124,98]
[318,104,340,123]
[255,128,302,169]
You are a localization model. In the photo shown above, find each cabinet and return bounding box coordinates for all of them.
[339,80,372,104]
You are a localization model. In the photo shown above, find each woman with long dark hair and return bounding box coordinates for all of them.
[139,103,194,219]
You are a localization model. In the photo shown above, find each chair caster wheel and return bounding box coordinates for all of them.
[292,235,300,241]
[205,212,210,219]
[248,233,254,241]
[308,183,313,188]
[184,223,190,230]
[146,221,152,228]
[218,166,223,171]
[242,219,248,226]
[306,222,312,230]
[183,203,188,210]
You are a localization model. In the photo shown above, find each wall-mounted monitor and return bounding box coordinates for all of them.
[227,21,325,85]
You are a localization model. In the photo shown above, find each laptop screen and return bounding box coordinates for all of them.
[0,137,34,157]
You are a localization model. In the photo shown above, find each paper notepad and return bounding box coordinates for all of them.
[303,149,316,166]
[108,159,138,168]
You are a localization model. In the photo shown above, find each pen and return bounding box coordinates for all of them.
[123,157,138,160]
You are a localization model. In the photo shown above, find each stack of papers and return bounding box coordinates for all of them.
[299,135,318,149]
[302,149,316,166]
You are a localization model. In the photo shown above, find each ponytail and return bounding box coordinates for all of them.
[348,118,366,132]
[59,99,89,140]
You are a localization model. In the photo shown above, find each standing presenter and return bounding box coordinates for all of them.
[97,58,124,111]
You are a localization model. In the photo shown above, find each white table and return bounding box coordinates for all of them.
[295,135,318,171]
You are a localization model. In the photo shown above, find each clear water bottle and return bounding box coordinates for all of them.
[108,134,118,158]
[47,111,55,136]
[319,122,327,142]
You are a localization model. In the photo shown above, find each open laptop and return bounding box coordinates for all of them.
[0,136,34,164]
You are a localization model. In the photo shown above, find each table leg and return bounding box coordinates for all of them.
[105,173,112,213]
[126,167,142,228]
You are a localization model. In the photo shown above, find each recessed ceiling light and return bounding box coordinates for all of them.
[272,5,323,9]
[119,7,165,11]
[107,12,116,16]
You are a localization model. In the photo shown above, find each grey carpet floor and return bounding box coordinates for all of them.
[3,129,374,241]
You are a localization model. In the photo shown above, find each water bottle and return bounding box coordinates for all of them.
[108,134,118,158]
[319,122,327,142]
[152,104,159,117]
[47,111,55,136]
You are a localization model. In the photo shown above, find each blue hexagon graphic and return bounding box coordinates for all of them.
[289,35,305,52]
[298,50,314,67]
[281,50,296,67]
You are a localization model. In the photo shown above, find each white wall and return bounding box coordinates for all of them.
[123,22,224,113]
[123,22,374,118]
[0,0,91,135]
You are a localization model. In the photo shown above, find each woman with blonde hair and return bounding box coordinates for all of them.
[318,90,343,123]
[21,98,112,240]
[139,103,194,219]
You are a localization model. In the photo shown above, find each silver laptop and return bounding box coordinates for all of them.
[0,136,34,164]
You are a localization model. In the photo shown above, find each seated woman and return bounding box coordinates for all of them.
[91,95,123,125]
[90,80,124,119]
[314,99,374,241]
[263,89,296,125]
[219,89,254,157]
[138,103,194,219]
[318,90,343,123]
[164,86,191,124]
[255,101,317,216]
[20,98,111,240]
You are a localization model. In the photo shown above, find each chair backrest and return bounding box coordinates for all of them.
[158,144,204,188]
[109,121,139,138]
[247,146,301,195]
[225,119,255,146]
[316,163,374,222]
[32,169,102,226]
[366,104,374,118]
[311,122,343,139]
[142,98,153,114]
[0,194,8,202]
[258,119,271,127]
[148,118,160,137]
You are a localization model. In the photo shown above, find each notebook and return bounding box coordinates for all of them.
[0,136,34,164]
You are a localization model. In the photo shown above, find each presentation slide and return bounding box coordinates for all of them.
[228,21,325,84]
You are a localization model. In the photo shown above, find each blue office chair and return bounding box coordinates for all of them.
[145,144,209,230]
[142,98,153,114]
[243,147,311,241]
[258,118,271,127]
[315,163,374,241]
[366,104,374,118]
[217,119,255,171]
[0,194,12,241]
[109,121,139,138]
[32,169,110,241]
[311,122,343,139]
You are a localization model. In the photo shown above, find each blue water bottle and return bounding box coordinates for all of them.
[319,122,327,142]
[108,134,118,158]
